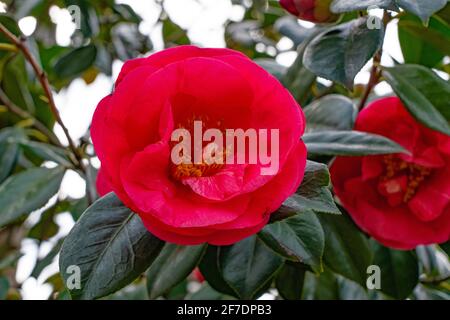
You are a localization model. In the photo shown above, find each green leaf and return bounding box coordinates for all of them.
[286,161,341,215]
[275,16,320,47]
[31,239,64,279]
[199,246,237,297]
[304,130,407,156]
[304,94,357,132]
[53,45,97,79]
[259,211,325,271]
[303,17,385,88]
[383,64,450,135]
[112,23,153,61]
[146,244,206,299]
[0,128,22,183]
[219,236,284,299]
[107,283,148,300]
[303,269,369,300]
[319,214,373,286]
[275,262,307,300]
[28,205,59,241]
[440,241,450,257]
[331,0,397,13]
[398,14,450,67]
[372,241,419,299]
[0,276,9,300]
[282,31,320,104]
[302,269,339,300]
[59,193,164,300]
[162,19,190,46]
[2,55,35,112]
[254,59,287,80]
[188,284,235,300]
[0,167,65,228]
[396,0,447,23]
[19,140,72,167]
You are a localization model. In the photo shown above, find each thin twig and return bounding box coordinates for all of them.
[357,52,381,111]
[357,11,392,111]
[0,23,87,174]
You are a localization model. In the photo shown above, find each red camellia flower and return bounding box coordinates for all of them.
[279,0,339,23]
[92,45,307,245]
[331,97,450,249]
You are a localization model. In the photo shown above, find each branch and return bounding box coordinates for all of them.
[357,11,391,111]
[357,52,381,111]
[0,23,86,173]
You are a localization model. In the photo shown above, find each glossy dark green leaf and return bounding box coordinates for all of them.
[20,140,72,167]
[3,55,35,112]
[319,214,373,286]
[0,128,22,183]
[53,45,97,79]
[259,211,324,271]
[302,269,339,300]
[396,0,447,23]
[304,130,407,156]
[383,64,450,135]
[275,263,307,300]
[198,246,237,297]
[220,236,284,299]
[303,17,385,88]
[59,193,164,300]
[331,0,396,13]
[146,244,206,299]
[304,94,357,132]
[0,167,65,227]
[303,269,369,300]
[372,241,419,299]
[284,161,340,216]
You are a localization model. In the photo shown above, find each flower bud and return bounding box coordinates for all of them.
[280,0,339,23]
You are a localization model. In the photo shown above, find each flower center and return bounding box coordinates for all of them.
[170,115,227,180]
[378,154,432,204]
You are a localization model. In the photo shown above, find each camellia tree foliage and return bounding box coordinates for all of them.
[0,0,449,300]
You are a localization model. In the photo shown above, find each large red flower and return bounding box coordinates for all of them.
[92,45,306,245]
[331,97,450,249]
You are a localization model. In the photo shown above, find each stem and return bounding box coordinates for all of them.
[0,88,62,146]
[0,23,87,174]
[357,11,391,111]
[357,52,381,111]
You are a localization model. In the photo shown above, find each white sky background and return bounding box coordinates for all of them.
[7,0,406,299]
